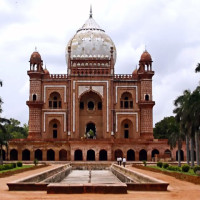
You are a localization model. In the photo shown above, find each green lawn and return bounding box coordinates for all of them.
[148,165,197,176]
[0,165,33,174]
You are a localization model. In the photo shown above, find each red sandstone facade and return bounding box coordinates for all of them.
[7,11,184,162]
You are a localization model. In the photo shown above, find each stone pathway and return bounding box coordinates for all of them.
[61,170,121,184]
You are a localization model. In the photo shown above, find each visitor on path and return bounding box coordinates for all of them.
[119,157,122,166]
[122,157,126,167]
[117,157,120,165]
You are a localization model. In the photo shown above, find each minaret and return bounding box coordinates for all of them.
[26,49,44,139]
[138,50,155,140]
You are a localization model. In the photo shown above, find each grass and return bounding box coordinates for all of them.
[0,165,33,174]
[133,164,200,185]
[148,165,197,176]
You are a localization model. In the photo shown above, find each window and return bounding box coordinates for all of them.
[80,102,84,110]
[145,94,149,101]
[33,94,37,101]
[48,92,62,109]
[88,101,94,110]
[53,123,57,138]
[124,123,129,138]
[124,123,129,128]
[98,102,102,110]
[120,92,133,109]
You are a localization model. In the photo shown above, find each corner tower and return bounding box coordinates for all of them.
[26,50,44,139]
[138,50,155,140]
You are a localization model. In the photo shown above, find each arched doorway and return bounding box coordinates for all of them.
[49,119,61,139]
[47,149,55,161]
[10,149,18,161]
[59,149,67,161]
[35,149,42,161]
[86,123,96,138]
[74,149,83,161]
[176,150,184,161]
[114,149,123,160]
[1,149,6,160]
[87,149,95,161]
[127,149,135,161]
[22,149,30,160]
[139,149,147,161]
[120,119,133,139]
[99,149,107,161]
[79,91,103,139]
[151,149,159,159]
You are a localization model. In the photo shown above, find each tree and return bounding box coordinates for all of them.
[0,80,11,164]
[167,119,183,167]
[154,116,177,139]
[4,118,28,139]
[189,86,200,165]
[174,90,192,165]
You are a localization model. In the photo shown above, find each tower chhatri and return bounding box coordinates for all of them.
[8,8,177,163]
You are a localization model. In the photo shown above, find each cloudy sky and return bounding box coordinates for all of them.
[0,0,200,127]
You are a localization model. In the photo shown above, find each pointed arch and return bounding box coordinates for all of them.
[127,149,135,161]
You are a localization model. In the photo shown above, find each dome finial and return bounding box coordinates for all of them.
[35,46,37,52]
[89,4,92,18]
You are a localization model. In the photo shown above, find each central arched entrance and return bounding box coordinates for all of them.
[86,122,96,138]
[79,91,103,139]
[87,149,95,161]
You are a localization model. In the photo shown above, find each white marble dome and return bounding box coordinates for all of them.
[66,12,117,65]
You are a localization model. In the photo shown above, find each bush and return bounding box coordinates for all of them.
[17,161,23,167]
[143,160,147,167]
[167,165,181,171]
[182,164,190,172]
[12,163,17,168]
[34,159,38,166]
[193,165,200,174]
[157,161,163,168]
[163,163,169,169]
[0,163,15,171]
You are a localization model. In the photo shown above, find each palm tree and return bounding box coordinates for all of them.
[189,86,200,165]
[167,117,183,167]
[174,90,192,165]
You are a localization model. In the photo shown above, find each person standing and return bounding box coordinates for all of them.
[117,157,120,165]
[122,157,126,167]
[119,157,122,166]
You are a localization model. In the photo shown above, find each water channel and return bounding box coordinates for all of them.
[60,170,121,184]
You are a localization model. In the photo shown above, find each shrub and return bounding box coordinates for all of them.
[12,163,17,168]
[167,165,181,171]
[0,164,14,171]
[143,160,147,167]
[0,165,4,171]
[193,165,200,174]
[163,163,169,169]
[34,159,38,166]
[17,161,23,167]
[182,164,190,172]
[157,161,163,168]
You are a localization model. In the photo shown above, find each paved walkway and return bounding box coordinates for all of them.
[0,164,200,200]
[61,170,121,184]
